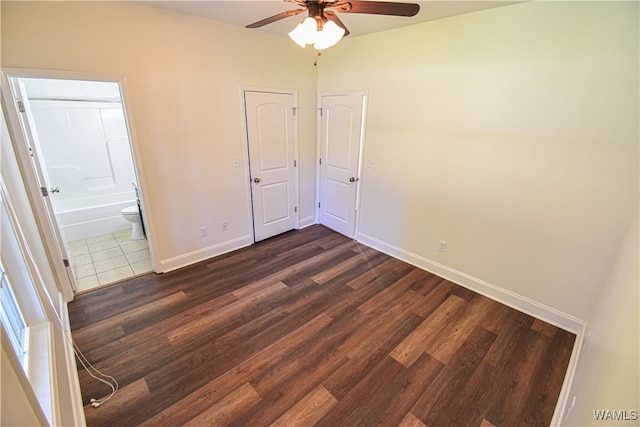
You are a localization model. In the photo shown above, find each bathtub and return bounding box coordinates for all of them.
[54,192,136,242]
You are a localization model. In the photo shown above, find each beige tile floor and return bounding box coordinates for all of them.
[68,228,152,293]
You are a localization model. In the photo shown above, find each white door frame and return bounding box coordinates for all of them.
[316,90,368,239]
[1,68,158,300]
[240,86,300,242]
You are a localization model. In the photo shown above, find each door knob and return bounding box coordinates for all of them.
[253,177,261,183]
[349,177,356,183]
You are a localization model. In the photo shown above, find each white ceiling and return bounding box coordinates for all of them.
[141,1,523,38]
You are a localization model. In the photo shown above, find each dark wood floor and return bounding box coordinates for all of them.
[69,225,575,427]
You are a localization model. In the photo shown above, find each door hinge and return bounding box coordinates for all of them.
[319,158,322,165]
[318,107,323,117]
[40,186,49,197]
[294,206,298,213]
[294,160,297,167]
[63,259,70,268]
[292,107,297,116]
[17,100,25,113]
[318,202,321,208]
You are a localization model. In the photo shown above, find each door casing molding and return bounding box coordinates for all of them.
[1,67,158,293]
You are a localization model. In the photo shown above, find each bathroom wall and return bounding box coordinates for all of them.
[22,78,138,241]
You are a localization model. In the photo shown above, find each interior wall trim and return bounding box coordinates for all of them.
[356,231,587,426]
[60,299,86,427]
[356,231,586,332]
[158,235,253,273]
[299,215,317,229]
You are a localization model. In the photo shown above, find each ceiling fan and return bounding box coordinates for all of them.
[246,0,420,50]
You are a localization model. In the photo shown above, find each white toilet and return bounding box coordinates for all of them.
[121,205,145,240]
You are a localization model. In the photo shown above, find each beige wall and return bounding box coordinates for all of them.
[1,336,47,427]
[318,4,639,420]
[3,0,635,319]
[1,1,319,269]
[565,204,639,425]
[3,1,639,422]
[318,1,639,322]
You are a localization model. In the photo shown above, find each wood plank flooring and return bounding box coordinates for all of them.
[69,225,575,427]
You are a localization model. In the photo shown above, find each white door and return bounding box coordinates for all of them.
[244,91,298,242]
[10,78,77,293]
[318,93,366,238]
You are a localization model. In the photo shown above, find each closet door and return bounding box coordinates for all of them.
[244,91,298,242]
[318,92,366,238]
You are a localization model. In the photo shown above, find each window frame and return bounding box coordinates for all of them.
[0,178,55,425]
[0,263,30,371]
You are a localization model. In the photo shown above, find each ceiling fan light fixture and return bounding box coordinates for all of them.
[248,1,420,50]
[313,20,345,50]
[289,15,345,50]
[288,17,318,48]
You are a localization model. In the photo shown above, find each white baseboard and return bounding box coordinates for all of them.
[356,231,586,427]
[158,221,318,273]
[299,215,317,229]
[159,234,253,273]
[356,231,585,333]
[61,299,86,427]
[550,322,588,426]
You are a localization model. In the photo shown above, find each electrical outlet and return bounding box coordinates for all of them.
[438,241,447,253]
[221,221,228,232]
[368,159,377,169]
[233,157,240,168]
[200,226,207,237]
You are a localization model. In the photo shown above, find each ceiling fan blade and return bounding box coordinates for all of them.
[324,11,351,37]
[246,8,306,29]
[333,1,420,17]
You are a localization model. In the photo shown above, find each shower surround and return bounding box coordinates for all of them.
[23,78,138,242]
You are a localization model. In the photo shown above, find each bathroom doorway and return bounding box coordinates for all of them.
[5,74,154,293]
